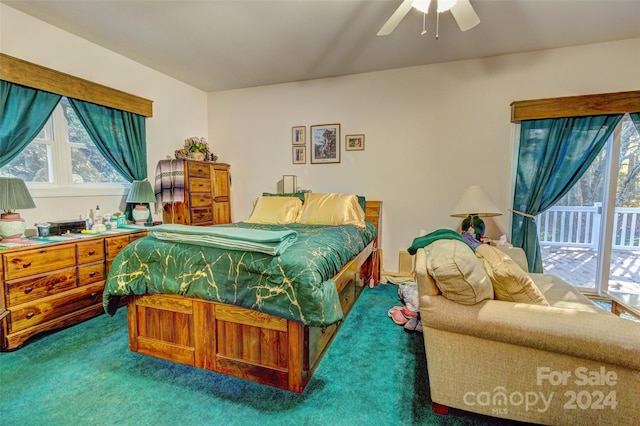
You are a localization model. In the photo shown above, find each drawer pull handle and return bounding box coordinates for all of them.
[26,312,35,319]
[89,272,97,277]
[91,292,98,297]
[89,250,96,255]
[25,287,33,294]
[23,261,32,268]
[117,244,123,249]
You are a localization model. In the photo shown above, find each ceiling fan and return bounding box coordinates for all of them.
[377,0,480,37]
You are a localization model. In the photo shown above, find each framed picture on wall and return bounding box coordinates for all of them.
[292,126,306,145]
[345,134,365,151]
[292,146,306,164]
[310,123,340,164]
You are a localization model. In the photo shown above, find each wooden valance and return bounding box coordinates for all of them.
[511,90,640,123]
[0,53,153,117]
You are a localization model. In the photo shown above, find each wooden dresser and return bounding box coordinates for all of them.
[0,229,146,350]
[162,161,231,226]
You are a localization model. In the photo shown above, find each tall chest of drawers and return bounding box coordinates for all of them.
[0,229,146,350]
[162,161,231,226]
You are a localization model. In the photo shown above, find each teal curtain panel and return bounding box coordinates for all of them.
[0,81,61,167]
[512,114,623,272]
[68,98,147,182]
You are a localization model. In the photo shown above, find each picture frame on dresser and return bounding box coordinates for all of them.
[310,123,340,164]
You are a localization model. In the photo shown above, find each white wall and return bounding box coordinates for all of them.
[209,38,640,272]
[1,4,208,226]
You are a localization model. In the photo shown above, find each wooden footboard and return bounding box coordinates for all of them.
[127,240,375,392]
[126,200,381,392]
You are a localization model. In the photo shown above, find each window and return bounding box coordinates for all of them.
[0,97,128,196]
[537,114,639,296]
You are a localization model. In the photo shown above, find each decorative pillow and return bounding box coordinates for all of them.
[245,196,303,224]
[425,239,494,305]
[297,193,365,228]
[262,192,306,203]
[475,244,549,306]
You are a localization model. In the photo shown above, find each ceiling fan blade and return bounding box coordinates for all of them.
[450,0,480,31]
[377,0,415,36]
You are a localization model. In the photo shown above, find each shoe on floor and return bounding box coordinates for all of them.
[388,307,408,325]
[401,306,418,318]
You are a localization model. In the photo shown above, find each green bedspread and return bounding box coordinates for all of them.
[103,221,377,327]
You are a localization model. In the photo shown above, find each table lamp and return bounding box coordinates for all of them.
[0,177,37,242]
[450,185,502,241]
[127,179,156,225]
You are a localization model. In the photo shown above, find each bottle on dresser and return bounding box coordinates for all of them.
[94,205,103,225]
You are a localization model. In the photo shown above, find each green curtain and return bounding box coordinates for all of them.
[631,112,640,133]
[68,98,148,220]
[512,114,623,272]
[0,81,61,167]
[68,98,147,182]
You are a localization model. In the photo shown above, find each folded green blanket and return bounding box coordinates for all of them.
[407,228,472,255]
[150,224,298,256]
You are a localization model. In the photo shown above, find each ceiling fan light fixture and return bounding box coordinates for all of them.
[412,0,431,14]
[437,0,457,13]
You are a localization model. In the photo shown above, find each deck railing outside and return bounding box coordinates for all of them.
[537,204,640,250]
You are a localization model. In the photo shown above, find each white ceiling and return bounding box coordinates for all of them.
[4,0,640,92]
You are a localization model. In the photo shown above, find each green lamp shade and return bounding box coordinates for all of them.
[0,177,36,211]
[126,180,156,204]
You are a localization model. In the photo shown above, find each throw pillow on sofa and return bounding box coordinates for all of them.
[425,239,494,305]
[475,244,549,306]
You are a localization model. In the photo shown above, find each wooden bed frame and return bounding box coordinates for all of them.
[126,200,382,392]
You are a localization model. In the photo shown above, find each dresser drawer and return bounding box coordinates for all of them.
[187,161,211,178]
[190,208,213,224]
[9,282,104,333]
[190,192,213,208]
[6,267,77,307]
[106,235,130,260]
[189,178,212,193]
[78,262,105,285]
[77,239,105,264]
[3,245,76,280]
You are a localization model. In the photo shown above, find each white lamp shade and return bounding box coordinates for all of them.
[450,185,502,218]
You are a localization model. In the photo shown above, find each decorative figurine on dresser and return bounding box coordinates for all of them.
[155,159,231,226]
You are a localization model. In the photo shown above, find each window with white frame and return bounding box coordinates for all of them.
[0,97,128,194]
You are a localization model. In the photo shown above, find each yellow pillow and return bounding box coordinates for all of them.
[425,239,494,305]
[475,244,549,306]
[297,193,365,228]
[245,196,302,224]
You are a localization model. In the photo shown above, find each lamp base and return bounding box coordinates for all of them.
[0,212,27,242]
[131,204,150,225]
[461,214,485,241]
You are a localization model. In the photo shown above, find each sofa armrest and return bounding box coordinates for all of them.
[420,294,640,370]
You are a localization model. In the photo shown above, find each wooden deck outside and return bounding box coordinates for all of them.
[540,246,640,296]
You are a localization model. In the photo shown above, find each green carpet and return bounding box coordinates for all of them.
[0,284,521,426]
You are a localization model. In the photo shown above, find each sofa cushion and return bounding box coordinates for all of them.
[475,244,549,306]
[425,239,493,305]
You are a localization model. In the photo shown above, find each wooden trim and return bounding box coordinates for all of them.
[510,90,640,122]
[0,53,153,117]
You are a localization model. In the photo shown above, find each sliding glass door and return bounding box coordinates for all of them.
[538,114,640,297]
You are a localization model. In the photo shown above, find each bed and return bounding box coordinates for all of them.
[103,194,381,392]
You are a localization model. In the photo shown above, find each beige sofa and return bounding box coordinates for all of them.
[415,238,640,425]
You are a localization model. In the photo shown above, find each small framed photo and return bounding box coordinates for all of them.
[345,134,365,151]
[292,126,306,145]
[292,146,306,164]
[310,123,340,164]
